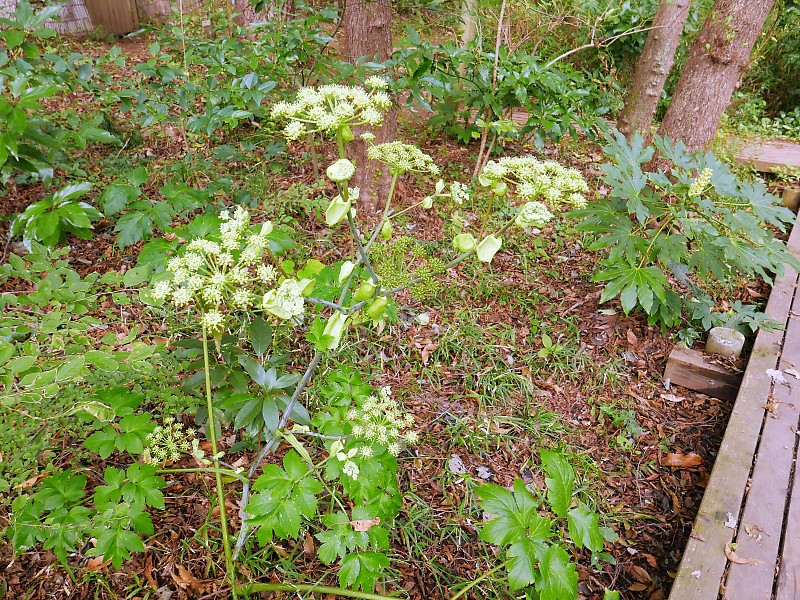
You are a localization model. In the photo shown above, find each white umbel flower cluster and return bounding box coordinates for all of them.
[366,141,441,176]
[148,206,307,333]
[347,386,418,457]
[143,417,196,464]
[515,201,554,228]
[270,84,393,140]
[479,156,589,228]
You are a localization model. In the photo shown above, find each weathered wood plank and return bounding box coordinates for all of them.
[734,139,800,173]
[664,346,743,401]
[776,452,800,599]
[724,281,800,599]
[668,219,800,600]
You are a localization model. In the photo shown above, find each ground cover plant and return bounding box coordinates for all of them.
[1,1,797,599]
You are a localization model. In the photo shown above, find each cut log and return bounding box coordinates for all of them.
[663,346,743,401]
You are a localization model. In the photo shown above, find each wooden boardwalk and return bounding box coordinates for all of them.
[734,138,800,173]
[670,218,800,599]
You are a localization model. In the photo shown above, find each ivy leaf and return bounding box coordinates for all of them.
[338,551,390,592]
[88,509,145,569]
[536,543,578,600]
[567,502,604,552]
[93,466,126,507]
[114,211,153,248]
[117,413,156,455]
[42,505,91,564]
[316,512,358,564]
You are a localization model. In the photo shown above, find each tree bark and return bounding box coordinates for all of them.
[341,0,396,209]
[617,0,692,139]
[658,0,776,151]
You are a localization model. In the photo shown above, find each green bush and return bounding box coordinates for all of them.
[573,129,800,329]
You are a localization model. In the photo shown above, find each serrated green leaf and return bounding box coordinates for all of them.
[338,551,390,592]
[249,317,272,356]
[541,450,574,519]
[567,503,604,552]
[536,543,578,600]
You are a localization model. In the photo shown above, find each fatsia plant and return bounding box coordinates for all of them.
[572,129,800,329]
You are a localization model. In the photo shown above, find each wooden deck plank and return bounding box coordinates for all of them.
[668,218,800,599]
[724,282,800,599]
[776,433,800,600]
[734,138,800,173]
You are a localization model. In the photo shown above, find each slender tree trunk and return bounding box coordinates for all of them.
[617,0,691,139]
[341,0,396,209]
[658,0,776,151]
[461,0,478,45]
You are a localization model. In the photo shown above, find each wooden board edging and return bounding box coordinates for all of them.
[669,218,800,599]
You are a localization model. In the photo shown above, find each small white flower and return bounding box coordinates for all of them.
[343,460,360,479]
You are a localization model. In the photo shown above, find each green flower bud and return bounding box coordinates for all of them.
[339,260,355,283]
[381,220,392,240]
[422,196,433,209]
[326,195,351,226]
[322,311,349,350]
[366,296,389,320]
[452,233,477,253]
[435,179,445,194]
[354,280,376,301]
[340,125,355,143]
[491,181,508,196]
[476,234,502,263]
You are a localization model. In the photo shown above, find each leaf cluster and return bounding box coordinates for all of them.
[476,450,615,597]
[573,130,800,329]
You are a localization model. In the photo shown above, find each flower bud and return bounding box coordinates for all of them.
[339,260,355,283]
[354,280,376,301]
[366,296,389,320]
[476,234,502,263]
[322,311,349,350]
[339,125,355,143]
[260,220,274,236]
[452,233,477,253]
[435,179,445,194]
[422,196,433,209]
[325,195,351,226]
[381,220,392,240]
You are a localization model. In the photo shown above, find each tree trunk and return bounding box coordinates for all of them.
[341,0,396,209]
[658,0,776,151]
[617,0,692,139]
[461,0,478,46]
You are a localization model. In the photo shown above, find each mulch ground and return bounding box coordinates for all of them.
[0,35,766,600]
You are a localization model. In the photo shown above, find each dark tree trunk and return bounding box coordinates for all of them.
[341,0,396,209]
[658,0,776,151]
[617,0,692,139]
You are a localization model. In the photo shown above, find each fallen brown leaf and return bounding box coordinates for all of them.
[663,452,703,468]
[351,517,381,532]
[724,545,763,565]
[628,564,651,583]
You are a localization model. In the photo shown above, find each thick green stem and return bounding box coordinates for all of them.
[202,323,238,599]
[239,582,404,599]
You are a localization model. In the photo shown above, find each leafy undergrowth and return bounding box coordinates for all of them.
[0,35,767,600]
